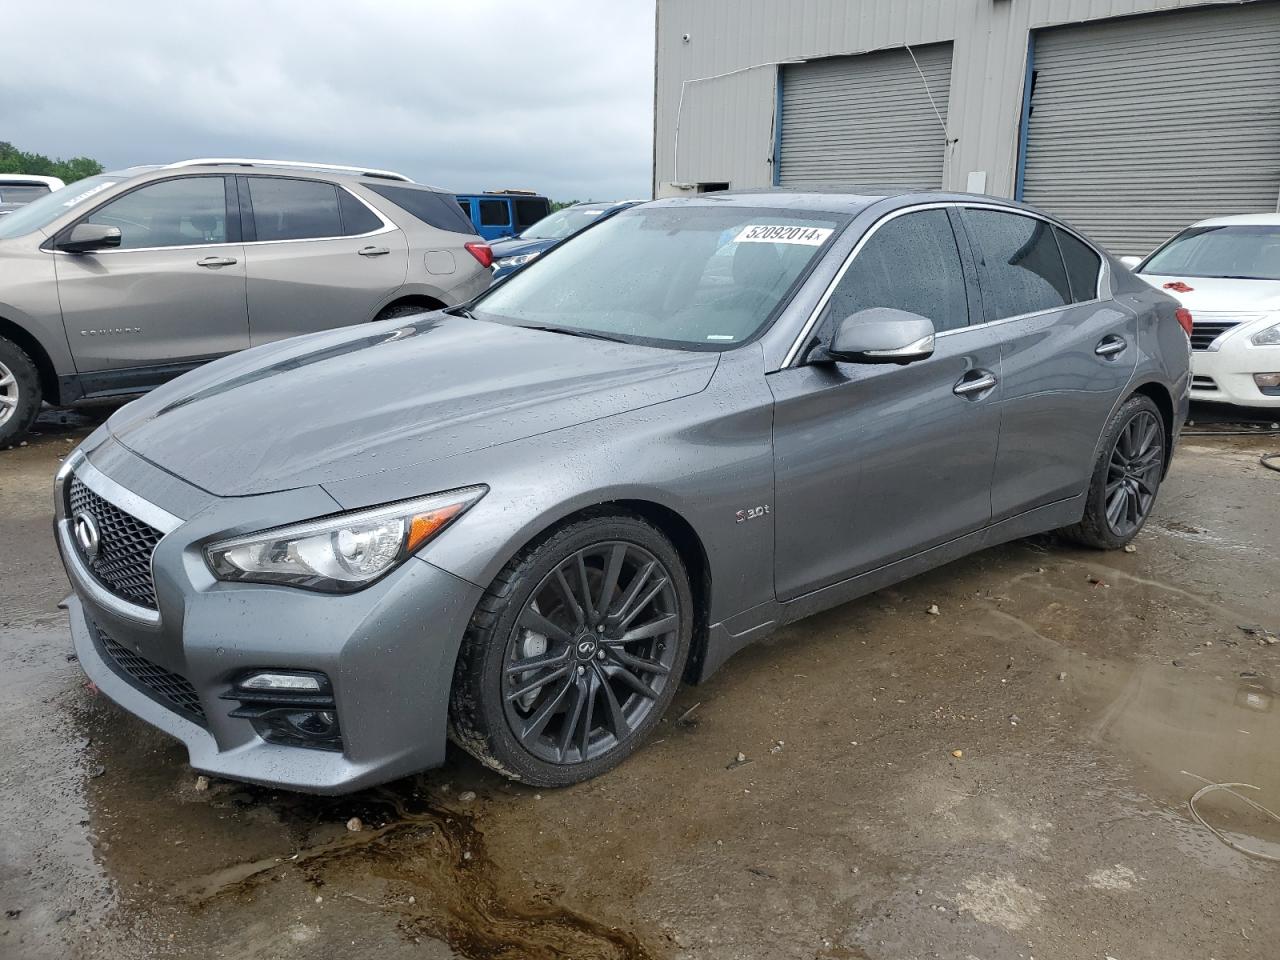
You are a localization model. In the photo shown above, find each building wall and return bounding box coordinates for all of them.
[653,0,1258,198]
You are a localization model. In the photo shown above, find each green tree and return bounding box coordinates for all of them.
[0,141,103,183]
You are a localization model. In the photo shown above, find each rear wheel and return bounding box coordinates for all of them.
[1061,394,1166,549]
[0,336,41,448]
[450,514,693,786]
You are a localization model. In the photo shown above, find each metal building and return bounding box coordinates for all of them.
[652,0,1280,254]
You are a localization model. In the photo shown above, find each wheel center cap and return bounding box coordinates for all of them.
[573,633,599,660]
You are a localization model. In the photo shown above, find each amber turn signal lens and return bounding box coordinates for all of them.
[407,504,465,552]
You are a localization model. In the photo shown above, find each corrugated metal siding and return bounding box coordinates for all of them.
[654,0,1271,198]
[778,43,952,188]
[1022,3,1280,254]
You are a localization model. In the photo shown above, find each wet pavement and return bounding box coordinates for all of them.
[2,403,1278,960]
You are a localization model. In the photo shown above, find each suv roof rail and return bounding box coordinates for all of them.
[165,158,414,182]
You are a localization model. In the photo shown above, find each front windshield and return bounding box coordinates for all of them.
[473,205,845,349]
[0,175,123,240]
[521,205,612,240]
[1140,225,1280,281]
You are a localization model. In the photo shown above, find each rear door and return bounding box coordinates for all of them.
[54,174,249,376]
[770,206,1001,600]
[240,175,408,344]
[960,207,1137,520]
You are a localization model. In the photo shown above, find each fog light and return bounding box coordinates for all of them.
[222,670,342,751]
[240,671,326,693]
[1254,373,1280,390]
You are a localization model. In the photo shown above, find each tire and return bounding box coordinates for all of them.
[374,301,440,322]
[0,336,42,449]
[450,512,694,787]
[1060,394,1166,549]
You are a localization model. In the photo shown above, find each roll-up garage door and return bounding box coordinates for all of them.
[1022,3,1280,256]
[778,43,952,189]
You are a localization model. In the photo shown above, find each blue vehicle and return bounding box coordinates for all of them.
[455,191,551,241]
[488,200,644,279]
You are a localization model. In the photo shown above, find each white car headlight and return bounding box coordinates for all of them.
[497,252,540,268]
[206,486,486,592]
[1251,319,1280,346]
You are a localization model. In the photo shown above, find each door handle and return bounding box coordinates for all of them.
[953,371,998,397]
[196,256,237,268]
[358,246,391,257]
[1095,335,1128,358]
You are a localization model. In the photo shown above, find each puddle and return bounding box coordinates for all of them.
[1073,658,1280,857]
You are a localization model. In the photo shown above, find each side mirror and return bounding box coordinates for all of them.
[1118,255,1143,270]
[819,308,936,364]
[57,223,122,254]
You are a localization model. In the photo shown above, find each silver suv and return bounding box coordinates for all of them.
[0,159,492,446]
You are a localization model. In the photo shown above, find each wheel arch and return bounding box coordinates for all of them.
[371,293,447,321]
[1129,380,1176,476]
[0,314,59,404]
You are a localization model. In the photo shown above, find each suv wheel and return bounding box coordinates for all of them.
[450,513,693,786]
[0,337,41,448]
[1060,394,1166,549]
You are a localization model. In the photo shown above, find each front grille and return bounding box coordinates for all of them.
[68,477,162,609]
[1190,320,1241,351]
[93,623,206,725]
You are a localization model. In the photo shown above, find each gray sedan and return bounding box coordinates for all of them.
[55,190,1191,792]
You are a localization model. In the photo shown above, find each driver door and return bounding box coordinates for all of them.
[54,175,249,377]
[768,207,1001,600]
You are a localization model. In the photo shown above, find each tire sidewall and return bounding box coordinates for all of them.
[470,515,693,786]
[0,338,41,448]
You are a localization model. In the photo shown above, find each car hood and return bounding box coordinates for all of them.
[1136,274,1280,314]
[107,314,719,497]
[488,236,555,259]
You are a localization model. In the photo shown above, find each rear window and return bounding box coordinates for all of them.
[365,183,477,234]
[963,209,1071,321]
[1054,227,1102,302]
[514,197,550,230]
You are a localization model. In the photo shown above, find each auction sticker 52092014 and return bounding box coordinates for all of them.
[733,224,833,246]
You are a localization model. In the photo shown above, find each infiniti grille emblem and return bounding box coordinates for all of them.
[73,511,101,564]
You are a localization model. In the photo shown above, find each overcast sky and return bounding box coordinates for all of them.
[3,2,655,201]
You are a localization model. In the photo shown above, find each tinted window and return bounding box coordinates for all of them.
[822,209,969,332]
[366,184,477,234]
[514,198,550,230]
[964,210,1070,320]
[1054,227,1102,302]
[83,177,227,249]
[249,178,341,241]
[479,199,509,227]
[338,188,382,235]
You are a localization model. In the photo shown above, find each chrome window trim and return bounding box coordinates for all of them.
[782,200,1109,368]
[45,178,396,256]
[55,452,182,626]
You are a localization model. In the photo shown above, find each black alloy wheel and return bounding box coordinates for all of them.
[450,513,693,786]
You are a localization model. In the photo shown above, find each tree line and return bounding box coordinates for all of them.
[0,142,102,183]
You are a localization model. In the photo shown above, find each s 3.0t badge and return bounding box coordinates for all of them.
[735,504,770,524]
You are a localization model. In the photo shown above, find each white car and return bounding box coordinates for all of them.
[1125,214,1280,408]
[0,174,66,216]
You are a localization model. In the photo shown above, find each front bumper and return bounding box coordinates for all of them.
[57,442,484,794]
[1191,340,1280,408]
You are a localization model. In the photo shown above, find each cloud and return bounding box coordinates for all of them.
[0,1,654,201]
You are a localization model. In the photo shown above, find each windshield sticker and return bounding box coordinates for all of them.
[733,224,833,246]
[62,182,118,207]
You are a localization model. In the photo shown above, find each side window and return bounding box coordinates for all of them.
[1054,227,1102,303]
[964,210,1070,320]
[479,199,509,227]
[248,178,341,241]
[338,188,382,236]
[823,209,969,333]
[514,198,549,230]
[83,177,227,249]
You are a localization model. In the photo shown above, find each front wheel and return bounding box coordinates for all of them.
[450,514,693,786]
[0,336,42,448]
[1060,394,1166,549]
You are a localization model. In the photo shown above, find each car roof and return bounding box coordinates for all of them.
[646,187,1040,217]
[1190,213,1280,228]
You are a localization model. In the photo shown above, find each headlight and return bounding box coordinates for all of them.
[206,486,486,592]
[496,252,540,269]
[1251,320,1280,346]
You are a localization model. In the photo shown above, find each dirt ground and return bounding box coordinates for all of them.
[2,403,1278,960]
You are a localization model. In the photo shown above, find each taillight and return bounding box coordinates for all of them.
[1175,307,1194,338]
[464,242,493,269]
